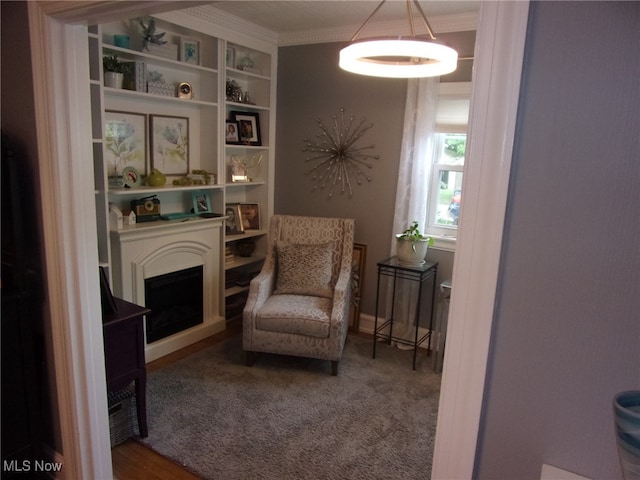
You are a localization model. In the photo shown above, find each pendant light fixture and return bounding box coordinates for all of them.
[339,0,458,78]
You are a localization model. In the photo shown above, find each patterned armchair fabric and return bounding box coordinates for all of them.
[243,215,355,375]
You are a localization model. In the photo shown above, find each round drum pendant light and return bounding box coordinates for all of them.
[339,38,458,78]
[339,0,458,78]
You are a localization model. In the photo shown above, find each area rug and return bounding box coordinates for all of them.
[140,334,441,479]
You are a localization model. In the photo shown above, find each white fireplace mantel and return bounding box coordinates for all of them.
[110,218,225,362]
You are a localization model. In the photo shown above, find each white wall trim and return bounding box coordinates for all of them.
[431,2,530,478]
[28,4,112,478]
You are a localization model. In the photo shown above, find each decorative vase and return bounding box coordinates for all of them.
[146,168,166,187]
[396,237,430,266]
[235,239,256,257]
[614,391,640,480]
[104,72,124,89]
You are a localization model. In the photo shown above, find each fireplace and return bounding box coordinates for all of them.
[145,266,203,343]
[110,218,225,362]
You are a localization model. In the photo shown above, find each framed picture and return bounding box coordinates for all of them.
[231,111,261,146]
[104,111,146,178]
[225,203,244,235]
[225,121,239,144]
[349,243,367,332]
[192,190,211,214]
[150,115,189,175]
[239,203,260,230]
[226,45,236,68]
[231,159,248,183]
[180,37,200,65]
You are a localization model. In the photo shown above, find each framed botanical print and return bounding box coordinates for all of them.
[150,114,189,175]
[104,110,146,179]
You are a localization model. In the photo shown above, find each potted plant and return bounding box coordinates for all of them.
[396,221,434,265]
[103,54,125,89]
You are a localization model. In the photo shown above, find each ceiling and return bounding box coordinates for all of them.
[207,1,479,43]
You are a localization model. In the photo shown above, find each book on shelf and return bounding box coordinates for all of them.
[225,245,235,264]
[123,61,146,92]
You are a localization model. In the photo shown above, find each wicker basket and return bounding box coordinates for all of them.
[108,383,139,447]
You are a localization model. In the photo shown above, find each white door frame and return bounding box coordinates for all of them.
[431,2,530,478]
[27,2,529,478]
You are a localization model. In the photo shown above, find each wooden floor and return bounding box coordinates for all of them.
[111,320,242,480]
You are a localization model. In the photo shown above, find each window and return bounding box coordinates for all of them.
[425,82,470,243]
[427,133,466,237]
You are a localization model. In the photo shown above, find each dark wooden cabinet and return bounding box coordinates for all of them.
[102,298,150,437]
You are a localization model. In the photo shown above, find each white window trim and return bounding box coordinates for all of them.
[425,82,472,249]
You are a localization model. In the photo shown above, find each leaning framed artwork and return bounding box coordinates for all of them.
[225,203,244,235]
[192,190,211,214]
[349,243,367,332]
[225,121,239,144]
[104,110,146,178]
[180,37,200,65]
[239,203,260,230]
[230,111,261,146]
[150,114,189,175]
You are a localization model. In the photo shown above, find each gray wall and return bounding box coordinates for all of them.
[475,2,640,478]
[275,32,474,316]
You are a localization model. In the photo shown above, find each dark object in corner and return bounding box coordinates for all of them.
[100,266,118,315]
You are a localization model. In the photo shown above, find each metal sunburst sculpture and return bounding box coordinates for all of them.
[302,108,378,198]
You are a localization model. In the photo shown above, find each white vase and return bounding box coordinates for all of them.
[396,237,430,265]
[104,72,124,89]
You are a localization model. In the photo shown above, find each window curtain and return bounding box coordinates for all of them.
[387,76,440,346]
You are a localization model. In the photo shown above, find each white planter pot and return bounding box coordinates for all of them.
[396,237,430,265]
[104,72,124,89]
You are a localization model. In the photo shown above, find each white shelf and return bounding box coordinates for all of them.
[224,285,250,298]
[225,230,267,243]
[224,254,265,271]
[108,184,224,196]
[104,86,218,108]
[103,44,218,75]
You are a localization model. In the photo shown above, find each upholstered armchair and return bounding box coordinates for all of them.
[243,215,355,375]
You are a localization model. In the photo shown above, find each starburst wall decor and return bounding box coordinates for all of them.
[302,108,379,198]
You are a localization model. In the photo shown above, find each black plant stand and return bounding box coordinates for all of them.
[372,256,438,370]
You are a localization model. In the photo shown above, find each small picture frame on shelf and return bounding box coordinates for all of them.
[231,111,261,146]
[180,37,200,65]
[239,203,260,230]
[150,114,189,175]
[225,121,239,144]
[226,45,236,68]
[231,159,248,183]
[225,203,244,235]
[192,190,211,214]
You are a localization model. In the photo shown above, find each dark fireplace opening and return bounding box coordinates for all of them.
[145,265,203,344]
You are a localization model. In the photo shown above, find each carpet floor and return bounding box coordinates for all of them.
[140,334,441,479]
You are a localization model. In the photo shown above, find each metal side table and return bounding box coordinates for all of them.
[372,256,438,370]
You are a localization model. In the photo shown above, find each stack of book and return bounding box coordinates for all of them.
[225,245,235,265]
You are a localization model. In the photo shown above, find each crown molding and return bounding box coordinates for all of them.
[180,5,280,47]
[278,11,478,46]
[180,5,477,48]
